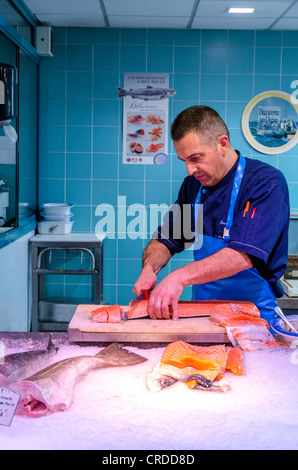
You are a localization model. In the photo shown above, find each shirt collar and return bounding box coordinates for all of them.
[207,150,240,193]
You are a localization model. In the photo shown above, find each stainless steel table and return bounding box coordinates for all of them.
[31,234,105,332]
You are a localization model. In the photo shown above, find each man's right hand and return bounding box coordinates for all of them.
[133,265,157,296]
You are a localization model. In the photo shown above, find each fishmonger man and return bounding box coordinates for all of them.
[133,105,290,322]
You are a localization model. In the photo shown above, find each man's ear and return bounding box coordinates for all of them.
[217,134,229,155]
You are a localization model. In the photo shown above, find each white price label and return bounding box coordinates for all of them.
[0,387,21,426]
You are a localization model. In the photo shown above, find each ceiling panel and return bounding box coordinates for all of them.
[284,2,298,15]
[105,0,195,16]
[18,0,298,29]
[24,0,105,26]
[197,0,293,17]
[272,17,298,28]
[109,16,189,28]
[197,0,294,2]
[24,0,101,16]
[35,14,106,27]
[192,16,279,29]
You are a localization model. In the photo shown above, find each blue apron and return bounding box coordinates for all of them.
[192,153,277,325]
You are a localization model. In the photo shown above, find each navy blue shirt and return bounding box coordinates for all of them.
[155,153,290,297]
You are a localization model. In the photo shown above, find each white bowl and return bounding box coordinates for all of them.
[270,315,298,344]
[40,203,74,216]
[38,221,74,235]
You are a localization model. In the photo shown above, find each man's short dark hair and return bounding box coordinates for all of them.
[171,105,230,145]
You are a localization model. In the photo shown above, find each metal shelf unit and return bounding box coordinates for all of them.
[31,234,105,331]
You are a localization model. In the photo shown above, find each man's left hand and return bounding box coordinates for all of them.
[148,271,184,320]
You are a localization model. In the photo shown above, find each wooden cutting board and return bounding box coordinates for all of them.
[67,304,228,343]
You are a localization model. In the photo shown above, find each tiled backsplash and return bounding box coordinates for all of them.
[39,27,298,305]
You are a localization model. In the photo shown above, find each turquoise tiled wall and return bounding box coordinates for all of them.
[39,27,298,305]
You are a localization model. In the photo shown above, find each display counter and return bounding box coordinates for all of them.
[0,331,297,450]
[278,294,298,312]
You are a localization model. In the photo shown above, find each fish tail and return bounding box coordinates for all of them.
[117,87,126,97]
[47,334,59,354]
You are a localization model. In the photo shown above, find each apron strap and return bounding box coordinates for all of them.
[194,186,204,247]
[194,154,246,242]
[224,153,246,241]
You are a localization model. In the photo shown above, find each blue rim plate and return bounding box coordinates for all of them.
[270,315,298,338]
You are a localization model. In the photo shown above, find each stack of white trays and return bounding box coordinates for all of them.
[38,203,74,234]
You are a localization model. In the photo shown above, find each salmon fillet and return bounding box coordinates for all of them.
[127,300,260,320]
[211,309,269,328]
[127,299,149,319]
[147,341,245,393]
[158,341,227,382]
[210,307,281,351]
[226,346,245,375]
[92,306,108,322]
[92,305,122,323]
[227,325,281,351]
[160,341,227,372]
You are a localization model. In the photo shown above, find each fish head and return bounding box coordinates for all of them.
[12,380,54,418]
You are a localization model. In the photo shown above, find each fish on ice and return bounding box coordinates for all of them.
[210,306,282,351]
[117,86,176,101]
[147,341,245,393]
[11,343,147,418]
[0,334,58,387]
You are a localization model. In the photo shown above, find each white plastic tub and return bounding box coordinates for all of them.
[38,221,74,235]
[40,203,74,216]
[40,211,74,223]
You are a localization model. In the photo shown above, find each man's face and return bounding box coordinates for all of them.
[174,131,230,187]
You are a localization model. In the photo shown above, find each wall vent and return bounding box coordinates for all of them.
[36,26,53,57]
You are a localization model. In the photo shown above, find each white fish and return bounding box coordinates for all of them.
[11,343,147,418]
[0,335,58,386]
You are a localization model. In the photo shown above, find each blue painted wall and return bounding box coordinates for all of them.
[39,27,298,305]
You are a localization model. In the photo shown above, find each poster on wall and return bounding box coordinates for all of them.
[242,90,298,155]
[118,73,176,165]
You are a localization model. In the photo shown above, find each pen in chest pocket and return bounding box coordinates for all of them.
[243,201,250,217]
[242,201,257,219]
[250,207,257,219]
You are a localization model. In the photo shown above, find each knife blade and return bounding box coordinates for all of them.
[129,289,151,307]
[120,290,151,320]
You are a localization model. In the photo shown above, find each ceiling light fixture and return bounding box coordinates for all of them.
[228,8,255,14]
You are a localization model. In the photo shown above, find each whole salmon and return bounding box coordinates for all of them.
[0,335,58,386]
[11,343,147,418]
